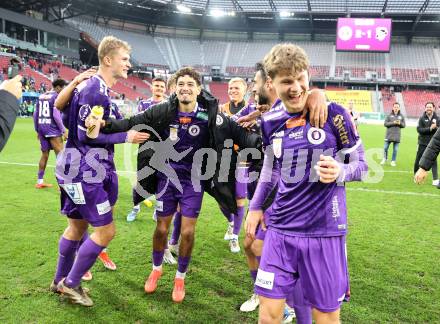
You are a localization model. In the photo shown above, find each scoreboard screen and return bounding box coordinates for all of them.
[336,18,392,52]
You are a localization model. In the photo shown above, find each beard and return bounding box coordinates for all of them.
[257,93,269,105]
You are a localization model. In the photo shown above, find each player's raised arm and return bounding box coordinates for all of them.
[54,68,96,111]
[102,101,160,133]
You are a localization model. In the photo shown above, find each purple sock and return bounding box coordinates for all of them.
[169,212,181,245]
[177,256,191,273]
[294,306,313,324]
[220,206,233,223]
[152,250,164,267]
[256,256,261,264]
[77,231,89,252]
[54,237,79,284]
[250,270,257,283]
[37,170,44,180]
[233,206,245,235]
[65,238,104,288]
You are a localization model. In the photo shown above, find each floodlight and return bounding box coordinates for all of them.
[176,4,191,13]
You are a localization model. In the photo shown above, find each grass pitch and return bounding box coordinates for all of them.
[0,119,439,323]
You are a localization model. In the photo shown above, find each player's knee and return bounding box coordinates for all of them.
[154,222,169,238]
[258,309,279,324]
[250,240,263,256]
[313,309,340,324]
[93,223,116,246]
[180,226,195,241]
[243,236,254,253]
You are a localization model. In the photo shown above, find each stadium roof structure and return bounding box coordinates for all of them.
[3,0,440,38]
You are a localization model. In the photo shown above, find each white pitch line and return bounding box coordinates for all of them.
[347,187,438,197]
[1,161,436,197]
[0,161,136,175]
[0,161,55,168]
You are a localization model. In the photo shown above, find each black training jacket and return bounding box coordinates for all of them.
[103,89,262,213]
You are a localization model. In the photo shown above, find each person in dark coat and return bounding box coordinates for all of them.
[102,67,262,303]
[381,102,405,166]
[414,126,440,188]
[0,75,22,152]
[414,102,440,186]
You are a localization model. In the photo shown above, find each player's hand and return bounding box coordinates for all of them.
[414,168,428,184]
[126,130,150,144]
[73,68,97,86]
[240,120,257,130]
[304,89,327,128]
[256,104,270,114]
[315,155,341,183]
[245,209,265,241]
[430,123,438,131]
[0,75,23,99]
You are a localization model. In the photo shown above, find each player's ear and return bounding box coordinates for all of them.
[103,55,112,67]
[196,85,202,96]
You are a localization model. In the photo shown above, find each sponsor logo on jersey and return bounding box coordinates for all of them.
[61,183,86,205]
[333,114,350,145]
[273,138,282,158]
[331,195,340,220]
[255,269,275,290]
[307,127,326,145]
[273,131,284,138]
[179,117,192,124]
[169,127,178,141]
[196,112,208,121]
[97,200,111,215]
[286,116,306,128]
[156,200,164,212]
[289,129,304,140]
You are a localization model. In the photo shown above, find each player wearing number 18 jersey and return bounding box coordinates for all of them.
[33,79,67,188]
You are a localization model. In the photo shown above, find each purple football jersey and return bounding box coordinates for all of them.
[137,97,161,113]
[160,104,209,174]
[59,75,127,181]
[34,91,64,137]
[261,101,360,237]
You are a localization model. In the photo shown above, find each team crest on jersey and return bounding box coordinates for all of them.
[273,138,283,158]
[169,127,178,141]
[78,105,91,121]
[216,115,224,125]
[189,125,200,136]
[307,127,326,145]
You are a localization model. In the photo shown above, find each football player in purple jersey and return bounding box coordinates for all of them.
[50,36,149,307]
[33,79,67,188]
[246,44,367,324]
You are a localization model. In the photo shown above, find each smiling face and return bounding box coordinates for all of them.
[425,102,435,115]
[228,81,246,104]
[108,47,131,80]
[272,69,309,113]
[151,80,166,100]
[176,74,201,106]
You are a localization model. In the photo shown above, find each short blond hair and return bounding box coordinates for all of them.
[228,77,247,90]
[98,36,131,64]
[263,43,309,79]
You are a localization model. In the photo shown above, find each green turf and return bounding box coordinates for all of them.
[0,119,439,323]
